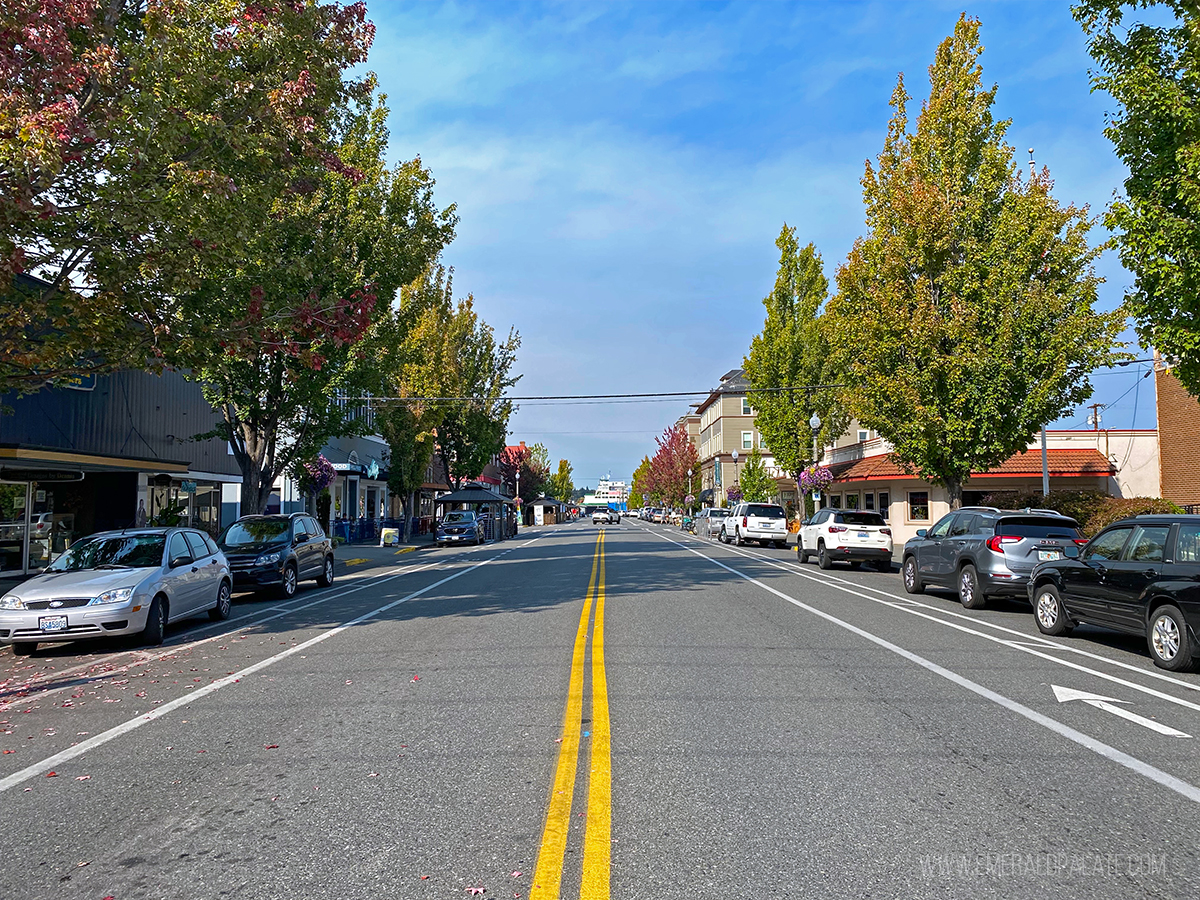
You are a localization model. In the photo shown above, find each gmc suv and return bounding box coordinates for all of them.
[901,507,1084,609]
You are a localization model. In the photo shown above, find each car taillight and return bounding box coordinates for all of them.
[986,535,1020,553]
[742,517,748,527]
[881,528,891,536]
[828,525,847,533]
[1073,538,1089,546]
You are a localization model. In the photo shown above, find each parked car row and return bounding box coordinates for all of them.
[0,512,335,656]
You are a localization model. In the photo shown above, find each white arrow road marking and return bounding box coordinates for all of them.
[1053,685,1192,738]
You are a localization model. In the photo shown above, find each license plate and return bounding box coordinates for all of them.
[1037,549,1061,561]
[39,615,68,633]
[858,532,869,539]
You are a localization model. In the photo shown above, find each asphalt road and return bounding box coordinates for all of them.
[1,521,1199,899]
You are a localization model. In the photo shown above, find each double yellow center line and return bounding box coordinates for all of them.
[531,531,612,900]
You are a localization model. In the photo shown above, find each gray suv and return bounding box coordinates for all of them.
[901,507,1085,609]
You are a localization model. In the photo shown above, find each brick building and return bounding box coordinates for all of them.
[1156,359,1200,506]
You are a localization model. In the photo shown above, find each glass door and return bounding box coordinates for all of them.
[0,482,30,576]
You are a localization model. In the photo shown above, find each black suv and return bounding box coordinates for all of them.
[901,506,1084,609]
[1028,515,1200,672]
[218,513,335,598]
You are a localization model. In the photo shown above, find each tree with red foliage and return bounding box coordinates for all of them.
[646,424,700,508]
[0,0,377,394]
[191,96,456,514]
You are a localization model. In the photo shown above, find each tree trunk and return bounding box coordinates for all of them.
[946,478,963,510]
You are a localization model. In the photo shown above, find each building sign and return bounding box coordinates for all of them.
[58,373,97,392]
[180,481,197,494]
[367,459,380,480]
[0,468,85,483]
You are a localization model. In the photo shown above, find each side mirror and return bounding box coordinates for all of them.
[169,554,191,569]
[915,529,928,538]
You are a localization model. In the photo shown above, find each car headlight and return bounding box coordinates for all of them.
[90,587,133,606]
[256,551,282,566]
[0,594,24,610]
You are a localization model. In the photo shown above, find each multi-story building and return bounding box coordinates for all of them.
[1155,357,1200,508]
[695,369,795,509]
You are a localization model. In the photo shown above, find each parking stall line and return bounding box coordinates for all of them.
[653,527,1200,714]
[0,545,522,794]
[0,555,451,711]
[644,528,1200,805]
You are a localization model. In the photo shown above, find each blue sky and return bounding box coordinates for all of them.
[368,0,1157,488]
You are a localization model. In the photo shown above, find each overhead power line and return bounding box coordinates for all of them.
[339,384,845,405]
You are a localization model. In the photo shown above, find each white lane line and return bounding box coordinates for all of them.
[688,537,1200,716]
[0,546,520,793]
[732,541,1200,696]
[647,530,1200,805]
[0,559,431,698]
[0,557,451,711]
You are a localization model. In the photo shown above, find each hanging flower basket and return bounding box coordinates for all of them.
[799,465,833,495]
[725,486,743,504]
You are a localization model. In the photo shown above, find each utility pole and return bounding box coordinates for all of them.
[1031,147,1050,499]
[1087,403,1104,431]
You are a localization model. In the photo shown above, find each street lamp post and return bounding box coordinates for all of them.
[731,450,739,502]
[687,468,693,512]
[809,413,822,508]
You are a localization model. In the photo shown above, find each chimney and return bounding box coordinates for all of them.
[520,441,526,449]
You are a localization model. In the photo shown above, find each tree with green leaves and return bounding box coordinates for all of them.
[435,299,521,490]
[737,448,775,503]
[629,456,652,507]
[548,459,574,503]
[374,266,459,540]
[744,226,848,486]
[1075,1,1200,395]
[824,15,1126,509]
[0,0,376,395]
[189,96,456,514]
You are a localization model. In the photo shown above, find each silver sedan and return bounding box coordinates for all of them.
[0,527,232,656]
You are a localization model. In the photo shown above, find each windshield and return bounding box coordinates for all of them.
[710,509,729,517]
[746,505,786,518]
[444,512,476,523]
[47,534,165,571]
[222,519,290,546]
[837,512,887,527]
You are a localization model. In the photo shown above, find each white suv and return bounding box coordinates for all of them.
[721,503,789,548]
[799,508,893,570]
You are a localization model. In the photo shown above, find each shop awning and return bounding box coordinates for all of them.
[437,484,515,505]
[831,448,1116,483]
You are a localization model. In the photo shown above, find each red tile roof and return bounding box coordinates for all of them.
[830,448,1115,483]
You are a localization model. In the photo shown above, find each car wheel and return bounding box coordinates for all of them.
[279,563,298,599]
[735,529,745,547]
[958,564,986,610]
[317,556,335,587]
[902,557,923,594]
[1033,584,1073,636]
[11,642,36,656]
[209,580,232,621]
[797,539,808,562]
[818,542,832,570]
[142,596,166,646]
[1148,605,1197,672]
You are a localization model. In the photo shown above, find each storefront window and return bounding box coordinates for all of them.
[0,482,27,574]
[845,493,860,510]
[908,491,930,521]
[878,491,890,520]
